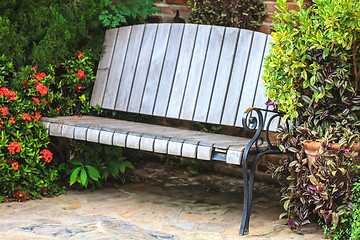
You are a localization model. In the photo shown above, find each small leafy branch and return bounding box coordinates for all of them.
[99,0,161,28]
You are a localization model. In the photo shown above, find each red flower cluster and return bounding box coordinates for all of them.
[11,161,19,171]
[12,189,26,201]
[34,72,46,80]
[8,142,21,155]
[31,112,41,122]
[0,87,16,101]
[77,69,86,80]
[40,149,53,163]
[32,97,40,105]
[31,65,38,72]
[77,52,84,59]
[75,83,82,92]
[35,82,48,96]
[22,113,32,123]
[9,117,15,124]
[0,106,8,118]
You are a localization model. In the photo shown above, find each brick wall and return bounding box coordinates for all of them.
[150,0,301,34]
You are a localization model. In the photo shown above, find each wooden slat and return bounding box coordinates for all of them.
[99,129,114,145]
[127,24,158,113]
[115,25,145,111]
[140,24,171,115]
[207,27,239,124]
[235,32,268,127]
[193,26,225,122]
[102,26,131,109]
[166,24,198,119]
[87,127,101,143]
[153,24,185,117]
[91,28,118,107]
[180,25,211,120]
[221,29,253,126]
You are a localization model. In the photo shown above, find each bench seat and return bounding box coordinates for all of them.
[41,116,251,165]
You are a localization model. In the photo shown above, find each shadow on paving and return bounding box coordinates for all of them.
[0,159,325,240]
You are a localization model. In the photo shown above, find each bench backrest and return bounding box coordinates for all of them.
[91,23,273,128]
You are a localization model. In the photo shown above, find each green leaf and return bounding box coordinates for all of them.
[70,160,83,166]
[80,168,88,186]
[85,165,100,180]
[70,166,81,185]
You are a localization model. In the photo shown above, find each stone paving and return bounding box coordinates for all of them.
[0,161,326,240]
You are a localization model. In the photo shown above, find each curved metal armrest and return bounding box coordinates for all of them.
[242,107,288,153]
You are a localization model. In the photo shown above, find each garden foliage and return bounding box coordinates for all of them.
[99,0,161,28]
[0,0,106,69]
[264,0,360,237]
[187,0,265,30]
[0,56,62,202]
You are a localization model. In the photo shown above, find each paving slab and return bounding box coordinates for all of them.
[0,162,326,240]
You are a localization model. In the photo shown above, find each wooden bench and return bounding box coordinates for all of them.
[40,23,283,235]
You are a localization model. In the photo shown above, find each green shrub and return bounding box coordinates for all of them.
[0,56,63,202]
[0,0,106,70]
[187,0,265,30]
[99,0,161,28]
[67,141,134,189]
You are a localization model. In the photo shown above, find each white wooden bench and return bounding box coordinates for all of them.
[40,23,283,235]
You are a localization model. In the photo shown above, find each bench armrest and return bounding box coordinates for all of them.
[242,107,288,152]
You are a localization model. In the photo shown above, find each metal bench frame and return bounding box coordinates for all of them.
[40,23,284,235]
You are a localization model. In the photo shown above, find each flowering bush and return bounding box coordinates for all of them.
[0,56,62,202]
[45,51,98,117]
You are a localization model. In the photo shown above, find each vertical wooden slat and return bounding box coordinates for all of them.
[102,26,131,109]
[115,25,146,111]
[140,24,171,115]
[127,24,158,113]
[90,28,118,107]
[179,25,211,120]
[166,24,198,119]
[153,24,185,117]
[235,32,267,127]
[193,26,225,122]
[221,29,253,126]
[206,27,239,124]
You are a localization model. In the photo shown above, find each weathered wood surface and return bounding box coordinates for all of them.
[90,23,273,130]
[40,116,250,164]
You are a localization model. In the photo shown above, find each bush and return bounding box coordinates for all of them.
[187,0,265,30]
[0,0,106,70]
[0,56,63,202]
[99,0,161,28]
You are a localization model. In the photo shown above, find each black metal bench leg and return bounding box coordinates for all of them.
[239,151,250,235]
[241,150,282,235]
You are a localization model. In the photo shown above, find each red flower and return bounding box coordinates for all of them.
[35,83,48,96]
[0,87,16,101]
[22,113,32,123]
[8,142,21,155]
[77,69,86,80]
[11,161,19,171]
[56,107,61,112]
[75,83,82,92]
[12,190,26,201]
[22,80,28,87]
[31,112,41,122]
[9,117,15,124]
[77,52,84,59]
[31,65,38,72]
[0,106,8,118]
[40,149,53,163]
[32,97,40,105]
[34,72,46,80]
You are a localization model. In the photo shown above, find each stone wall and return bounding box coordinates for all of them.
[151,0,301,34]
